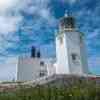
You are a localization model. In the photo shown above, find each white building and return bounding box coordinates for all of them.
[17,56,56,81]
[56,13,89,75]
[17,12,89,81]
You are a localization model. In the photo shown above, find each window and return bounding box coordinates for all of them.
[40,61,44,66]
[40,72,45,77]
[72,53,77,61]
[39,71,46,77]
[71,53,80,65]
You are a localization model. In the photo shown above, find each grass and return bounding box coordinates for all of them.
[0,80,100,100]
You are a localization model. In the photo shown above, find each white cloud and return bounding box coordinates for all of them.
[0,0,19,13]
[0,15,22,34]
[20,0,57,32]
[0,0,57,81]
[0,0,22,34]
[21,0,54,20]
[40,8,50,19]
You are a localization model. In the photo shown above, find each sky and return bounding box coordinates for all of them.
[0,0,100,81]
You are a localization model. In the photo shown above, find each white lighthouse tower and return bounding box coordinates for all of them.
[56,12,89,75]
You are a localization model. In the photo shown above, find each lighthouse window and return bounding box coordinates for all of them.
[72,53,77,61]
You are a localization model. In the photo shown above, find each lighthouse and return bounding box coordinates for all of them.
[56,12,89,75]
[17,12,89,81]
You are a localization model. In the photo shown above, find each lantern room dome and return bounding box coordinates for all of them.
[59,12,75,30]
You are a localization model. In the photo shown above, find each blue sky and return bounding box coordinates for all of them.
[0,0,100,81]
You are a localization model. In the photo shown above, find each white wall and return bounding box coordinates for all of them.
[17,57,41,81]
[17,57,55,81]
[46,59,56,76]
[66,31,84,75]
[56,30,88,75]
[56,33,70,74]
[80,36,89,74]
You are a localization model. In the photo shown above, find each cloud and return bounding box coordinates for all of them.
[0,0,57,81]
[0,0,57,59]
[20,0,56,23]
[19,0,57,45]
[0,0,23,59]
[0,0,22,34]
[0,0,19,13]
[0,16,22,34]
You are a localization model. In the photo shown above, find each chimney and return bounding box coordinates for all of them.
[31,46,36,58]
[37,50,41,58]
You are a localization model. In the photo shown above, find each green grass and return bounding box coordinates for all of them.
[0,81,100,100]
